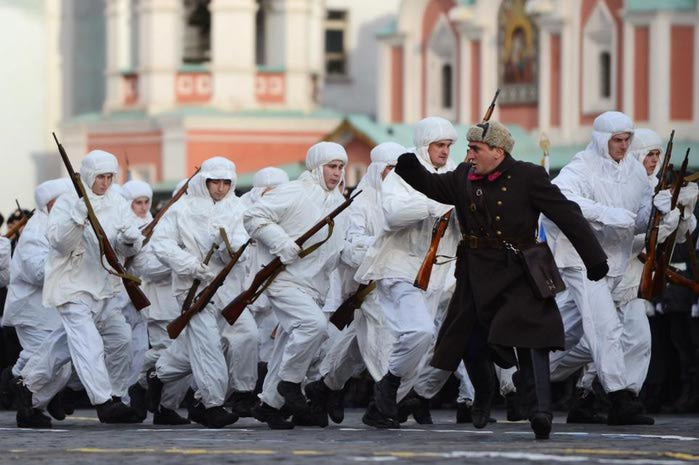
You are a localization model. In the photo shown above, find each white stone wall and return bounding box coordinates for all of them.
[320,0,401,117]
[0,2,53,219]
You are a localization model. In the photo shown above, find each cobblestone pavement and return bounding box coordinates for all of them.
[1,409,697,465]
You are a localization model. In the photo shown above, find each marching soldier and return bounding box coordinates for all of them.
[355,117,461,429]
[17,150,143,427]
[149,157,250,429]
[244,142,348,429]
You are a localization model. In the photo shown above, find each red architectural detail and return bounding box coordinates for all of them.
[255,71,286,104]
[87,131,163,184]
[123,73,138,106]
[499,104,538,131]
[579,0,624,126]
[344,137,373,167]
[634,26,650,122]
[391,46,404,122]
[471,40,481,123]
[670,25,695,121]
[185,129,327,174]
[420,0,458,117]
[175,71,213,104]
[550,34,561,128]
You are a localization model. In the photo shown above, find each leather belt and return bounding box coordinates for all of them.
[462,234,534,250]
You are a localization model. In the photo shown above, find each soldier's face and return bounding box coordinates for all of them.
[608,133,632,162]
[206,179,232,201]
[643,150,660,176]
[131,196,151,218]
[382,165,394,180]
[428,140,453,168]
[323,160,345,190]
[91,173,113,196]
[466,142,504,175]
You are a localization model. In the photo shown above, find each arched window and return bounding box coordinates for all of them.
[582,2,616,112]
[255,0,267,66]
[426,17,456,119]
[599,51,611,99]
[442,63,453,109]
[182,0,211,64]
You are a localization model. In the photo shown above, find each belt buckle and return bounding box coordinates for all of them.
[468,236,478,249]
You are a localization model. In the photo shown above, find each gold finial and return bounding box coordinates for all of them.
[538,132,550,156]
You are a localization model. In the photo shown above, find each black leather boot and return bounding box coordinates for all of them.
[15,379,51,429]
[277,381,309,415]
[228,391,257,418]
[96,398,142,424]
[607,390,654,425]
[128,382,148,422]
[362,401,399,429]
[464,358,495,429]
[153,406,191,425]
[517,348,553,439]
[567,388,606,423]
[199,405,238,429]
[252,401,294,430]
[146,370,163,414]
[373,372,401,419]
[409,391,433,425]
[456,402,472,423]
[46,391,66,421]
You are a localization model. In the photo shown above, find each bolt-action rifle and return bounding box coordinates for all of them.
[639,130,674,300]
[221,190,362,326]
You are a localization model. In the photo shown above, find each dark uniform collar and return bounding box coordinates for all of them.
[467,154,515,180]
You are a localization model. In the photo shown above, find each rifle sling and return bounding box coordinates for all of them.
[299,218,335,258]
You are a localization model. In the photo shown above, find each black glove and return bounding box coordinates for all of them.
[586,261,609,281]
[395,152,420,173]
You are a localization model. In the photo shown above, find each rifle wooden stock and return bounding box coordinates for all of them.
[414,210,452,291]
[639,130,674,300]
[482,88,500,123]
[638,252,699,294]
[167,239,251,339]
[52,132,151,311]
[329,281,376,330]
[4,210,33,239]
[221,190,362,326]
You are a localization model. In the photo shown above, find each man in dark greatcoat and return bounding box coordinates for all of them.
[394,120,608,439]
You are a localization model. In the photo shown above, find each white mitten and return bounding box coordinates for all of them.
[658,208,680,243]
[678,182,699,205]
[71,200,89,224]
[118,225,142,244]
[676,215,698,242]
[192,262,215,282]
[277,241,301,265]
[653,189,672,214]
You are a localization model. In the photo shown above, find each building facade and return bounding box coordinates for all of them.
[376,0,699,154]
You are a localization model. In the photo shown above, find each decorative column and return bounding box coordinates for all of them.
[266,0,317,112]
[649,12,671,135]
[535,13,564,134]
[138,0,180,114]
[104,0,132,112]
[210,0,257,110]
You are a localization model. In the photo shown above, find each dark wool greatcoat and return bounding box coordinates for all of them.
[395,153,608,371]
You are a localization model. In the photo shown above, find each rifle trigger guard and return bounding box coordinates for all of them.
[434,254,456,265]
